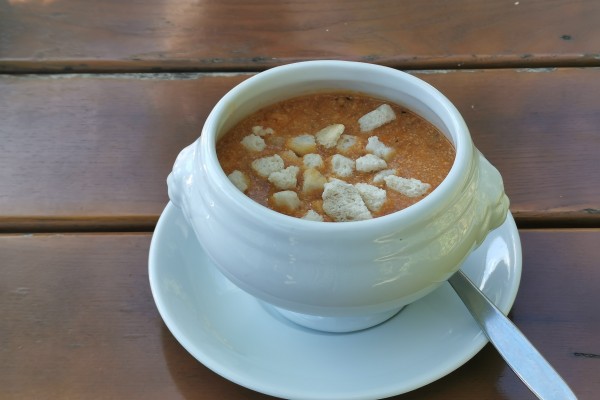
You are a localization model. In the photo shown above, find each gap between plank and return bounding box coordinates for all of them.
[0,214,598,234]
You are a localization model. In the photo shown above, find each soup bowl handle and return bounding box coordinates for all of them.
[167,141,198,212]
[473,149,510,245]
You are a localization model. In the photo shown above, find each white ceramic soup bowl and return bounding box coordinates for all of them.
[167,60,509,333]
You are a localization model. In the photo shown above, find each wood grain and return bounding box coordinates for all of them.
[0,230,598,399]
[1,69,598,230]
[420,68,600,228]
[0,72,248,230]
[1,0,600,72]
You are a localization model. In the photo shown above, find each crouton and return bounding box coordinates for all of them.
[303,153,324,169]
[287,134,316,155]
[322,179,372,222]
[384,175,431,197]
[272,190,301,211]
[268,166,299,190]
[365,136,395,161]
[280,149,301,165]
[315,124,345,148]
[355,183,387,212]
[311,199,324,214]
[331,154,355,177]
[336,134,358,153]
[373,169,397,183]
[355,154,387,172]
[302,168,327,194]
[358,104,397,132]
[302,210,324,222]
[227,170,249,193]
[240,134,266,152]
[251,154,284,178]
[252,125,274,136]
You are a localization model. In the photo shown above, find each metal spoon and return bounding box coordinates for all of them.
[448,270,577,400]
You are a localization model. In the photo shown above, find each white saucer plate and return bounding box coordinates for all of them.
[149,203,522,400]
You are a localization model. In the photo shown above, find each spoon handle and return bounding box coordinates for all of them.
[448,270,577,400]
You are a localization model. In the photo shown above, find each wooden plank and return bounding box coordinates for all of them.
[0,230,598,399]
[1,69,598,230]
[1,0,600,72]
[0,72,249,231]
[420,68,600,228]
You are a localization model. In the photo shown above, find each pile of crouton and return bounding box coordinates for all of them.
[227,104,431,222]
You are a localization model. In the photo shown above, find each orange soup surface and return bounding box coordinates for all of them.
[217,92,455,222]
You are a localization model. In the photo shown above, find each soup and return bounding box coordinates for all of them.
[217,92,455,222]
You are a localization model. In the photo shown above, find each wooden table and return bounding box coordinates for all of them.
[1,1,599,399]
